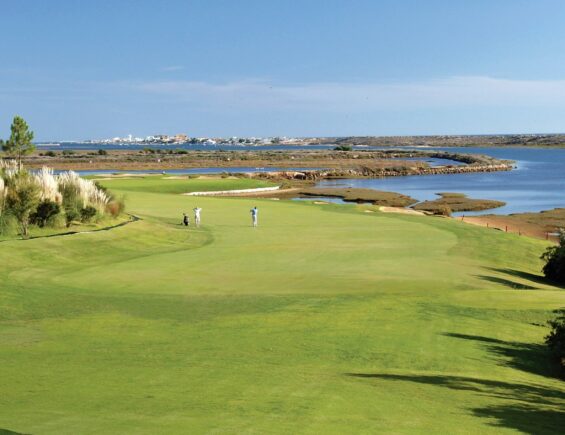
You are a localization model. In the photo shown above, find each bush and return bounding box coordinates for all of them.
[80,205,97,222]
[334,145,352,151]
[45,151,57,157]
[546,309,565,372]
[106,197,125,217]
[541,231,565,284]
[62,150,74,156]
[0,213,17,236]
[30,200,61,227]
[279,180,293,189]
[64,207,80,227]
[434,205,452,216]
[58,171,109,214]
[0,163,117,233]
[4,172,41,237]
[97,149,108,155]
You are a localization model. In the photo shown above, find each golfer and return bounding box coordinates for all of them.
[250,206,258,227]
[193,207,202,226]
[183,213,189,226]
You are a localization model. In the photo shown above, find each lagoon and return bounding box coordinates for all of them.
[50,144,565,215]
[315,147,565,215]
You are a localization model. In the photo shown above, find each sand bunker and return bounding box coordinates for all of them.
[183,186,280,196]
[379,206,426,216]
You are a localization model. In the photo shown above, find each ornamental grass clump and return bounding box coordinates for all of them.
[0,177,8,234]
[57,171,110,226]
[0,161,118,237]
[34,166,62,204]
[57,170,109,213]
[0,159,21,189]
[0,178,6,213]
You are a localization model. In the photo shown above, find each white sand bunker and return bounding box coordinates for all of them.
[379,206,425,215]
[183,186,280,196]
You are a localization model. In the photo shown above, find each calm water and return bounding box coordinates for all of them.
[46,143,565,215]
[315,147,565,215]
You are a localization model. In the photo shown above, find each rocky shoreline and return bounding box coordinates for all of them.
[246,162,513,181]
[23,149,511,171]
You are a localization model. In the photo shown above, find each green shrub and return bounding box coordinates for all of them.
[546,309,565,372]
[4,172,41,237]
[30,200,61,227]
[45,151,57,157]
[94,181,108,194]
[65,207,80,227]
[279,180,293,189]
[0,213,17,236]
[188,174,199,179]
[97,149,108,155]
[541,231,565,284]
[80,205,97,222]
[334,145,352,151]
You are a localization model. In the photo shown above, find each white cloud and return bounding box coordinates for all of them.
[161,66,185,72]
[128,76,565,111]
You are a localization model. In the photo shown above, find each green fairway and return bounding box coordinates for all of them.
[0,180,564,434]
[95,175,276,194]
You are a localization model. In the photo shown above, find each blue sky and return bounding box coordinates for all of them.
[2,0,565,140]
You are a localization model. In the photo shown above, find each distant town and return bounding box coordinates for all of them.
[76,134,314,146]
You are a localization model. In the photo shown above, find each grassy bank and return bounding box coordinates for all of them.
[0,178,564,433]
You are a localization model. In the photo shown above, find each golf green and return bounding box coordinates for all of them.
[0,181,564,434]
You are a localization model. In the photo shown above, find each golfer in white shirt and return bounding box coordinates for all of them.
[250,206,258,227]
[193,207,202,226]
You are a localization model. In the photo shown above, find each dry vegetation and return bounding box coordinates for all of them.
[24,149,509,171]
[413,192,506,214]
[299,187,418,207]
[333,134,565,148]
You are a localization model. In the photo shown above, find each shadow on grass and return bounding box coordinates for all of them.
[473,405,565,434]
[0,429,29,435]
[345,332,565,432]
[345,373,565,434]
[0,215,140,243]
[485,267,564,289]
[443,333,559,379]
[476,275,538,290]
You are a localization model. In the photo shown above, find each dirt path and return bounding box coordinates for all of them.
[457,215,558,242]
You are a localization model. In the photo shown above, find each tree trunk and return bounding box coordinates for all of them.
[20,220,29,238]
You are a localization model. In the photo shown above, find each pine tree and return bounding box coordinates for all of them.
[2,116,35,166]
